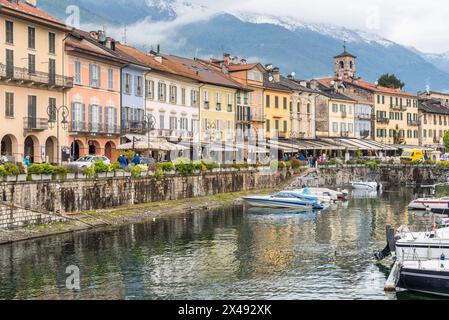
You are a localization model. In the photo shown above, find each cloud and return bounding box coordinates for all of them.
[84,0,449,53]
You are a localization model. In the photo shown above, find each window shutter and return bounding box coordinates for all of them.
[89,65,93,86]
[71,102,76,127]
[99,106,103,128]
[97,66,101,87]
[89,105,93,130]
[114,108,117,127]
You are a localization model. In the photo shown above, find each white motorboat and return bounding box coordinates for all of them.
[243,191,324,210]
[351,181,382,191]
[408,197,449,212]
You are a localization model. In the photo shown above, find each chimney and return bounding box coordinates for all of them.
[265,64,273,71]
[89,31,99,40]
[310,79,318,90]
[223,53,230,66]
[105,37,116,51]
[240,59,247,65]
[157,44,160,54]
[272,67,280,82]
[97,30,106,43]
[299,80,307,87]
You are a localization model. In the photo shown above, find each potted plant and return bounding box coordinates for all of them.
[28,164,43,181]
[93,160,111,178]
[40,163,55,181]
[53,166,68,181]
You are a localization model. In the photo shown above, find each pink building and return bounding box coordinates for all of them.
[65,30,127,160]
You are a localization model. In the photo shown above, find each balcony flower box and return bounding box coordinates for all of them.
[115,172,125,178]
[6,175,17,182]
[31,174,42,181]
[97,173,108,179]
[41,174,52,181]
[17,174,27,182]
[66,173,76,180]
[124,172,132,177]
[106,172,115,178]
[76,173,87,180]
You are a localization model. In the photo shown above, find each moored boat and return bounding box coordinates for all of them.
[243,191,324,210]
[351,181,382,191]
[397,259,449,297]
[408,197,449,211]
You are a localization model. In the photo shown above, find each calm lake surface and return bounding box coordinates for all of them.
[0,187,441,300]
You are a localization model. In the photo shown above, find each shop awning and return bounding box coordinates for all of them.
[117,138,189,151]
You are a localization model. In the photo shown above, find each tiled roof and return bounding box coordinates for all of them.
[263,74,292,92]
[227,63,259,72]
[316,82,356,102]
[65,31,128,65]
[318,77,416,98]
[419,99,449,115]
[334,50,357,59]
[162,55,248,90]
[0,0,65,27]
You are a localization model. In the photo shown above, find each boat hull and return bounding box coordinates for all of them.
[398,267,449,297]
[243,197,315,210]
[409,199,449,211]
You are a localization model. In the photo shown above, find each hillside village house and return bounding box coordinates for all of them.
[263,66,293,139]
[116,46,202,142]
[319,46,419,146]
[0,0,73,164]
[65,30,127,161]
[315,81,356,139]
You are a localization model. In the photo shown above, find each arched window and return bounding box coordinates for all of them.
[339,61,344,69]
[349,61,353,69]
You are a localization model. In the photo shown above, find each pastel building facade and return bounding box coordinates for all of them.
[0,0,73,164]
[65,30,126,161]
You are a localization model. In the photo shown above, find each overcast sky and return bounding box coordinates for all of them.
[197,0,449,53]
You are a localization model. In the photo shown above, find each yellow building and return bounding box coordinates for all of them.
[373,90,419,145]
[264,67,292,139]
[315,82,356,138]
[0,0,72,164]
[418,98,449,148]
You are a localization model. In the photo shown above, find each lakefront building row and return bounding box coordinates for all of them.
[0,0,448,164]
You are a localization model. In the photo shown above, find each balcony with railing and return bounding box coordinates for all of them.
[376,117,390,124]
[391,104,402,111]
[121,120,147,134]
[341,111,347,119]
[407,119,419,126]
[23,117,49,131]
[70,121,88,133]
[356,114,371,121]
[0,64,73,89]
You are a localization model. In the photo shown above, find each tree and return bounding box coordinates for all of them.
[443,130,449,151]
[377,74,405,89]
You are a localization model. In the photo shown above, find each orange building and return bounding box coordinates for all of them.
[65,30,127,160]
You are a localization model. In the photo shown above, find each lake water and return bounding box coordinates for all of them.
[0,187,441,300]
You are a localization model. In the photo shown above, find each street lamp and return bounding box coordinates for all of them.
[143,114,156,157]
[47,104,69,164]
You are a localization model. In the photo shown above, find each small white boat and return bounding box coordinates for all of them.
[243,191,324,210]
[351,181,382,191]
[408,197,449,212]
[293,188,333,203]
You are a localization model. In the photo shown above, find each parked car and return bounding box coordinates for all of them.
[441,153,449,162]
[69,155,111,169]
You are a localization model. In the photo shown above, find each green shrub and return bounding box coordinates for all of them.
[131,165,148,178]
[4,163,19,176]
[366,161,379,171]
[233,161,250,170]
[285,161,292,169]
[270,160,279,172]
[0,166,6,178]
[328,159,337,166]
[154,168,164,178]
[53,166,68,178]
[193,161,207,172]
[111,162,122,172]
[84,165,96,178]
[201,160,219,171]
[438,161,449,167]
[93,160,111,174]
[278,161,287,169]
[157,162,175,173]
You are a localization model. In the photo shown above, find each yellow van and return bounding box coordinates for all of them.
[400,149,424,162]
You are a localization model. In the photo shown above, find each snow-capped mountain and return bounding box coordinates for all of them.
[38,0,449,92]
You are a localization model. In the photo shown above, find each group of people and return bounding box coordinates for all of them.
[117,154,143,168]
[284,153,329,168]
